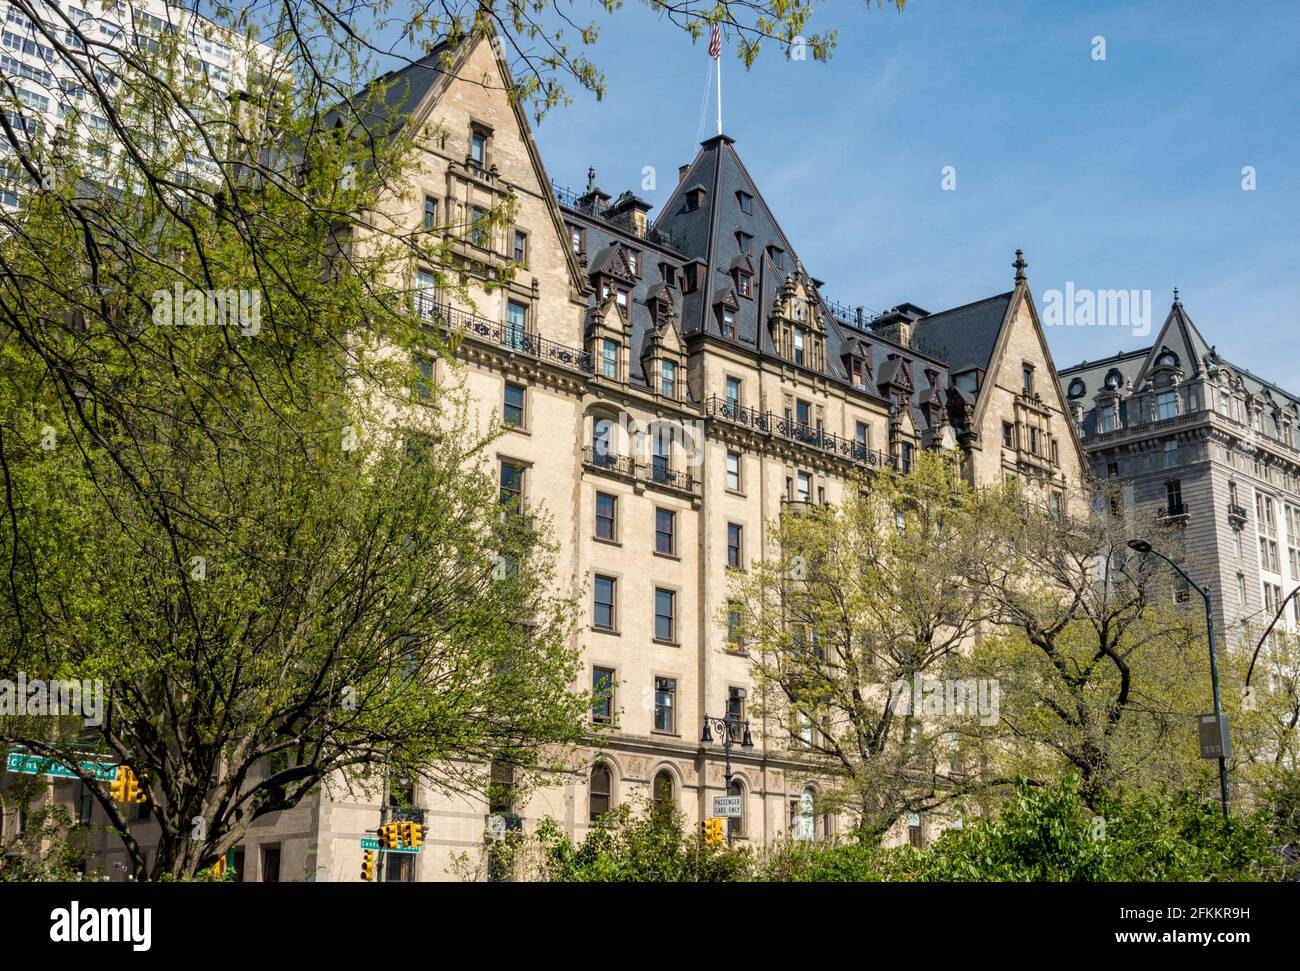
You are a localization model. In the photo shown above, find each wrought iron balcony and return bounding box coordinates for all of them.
[582,447,700,496]
[1158,502,1190,524]
[550,180,686,252]
[411,292,592,374]
[1227,502,1249,526]
[705,395,896,471]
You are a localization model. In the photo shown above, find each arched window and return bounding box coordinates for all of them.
[589,764,612,822]
[727,779,745,838]
[790,788,815,840]
[652,770,675,818]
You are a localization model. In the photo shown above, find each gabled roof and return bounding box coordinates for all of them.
[1132,295,1213,386]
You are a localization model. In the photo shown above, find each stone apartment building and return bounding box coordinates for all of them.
[5,27,1087,880]
[1059,295,1300,643]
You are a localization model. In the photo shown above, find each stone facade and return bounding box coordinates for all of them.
[8,28,1088,880]
[1059,295,1300,642]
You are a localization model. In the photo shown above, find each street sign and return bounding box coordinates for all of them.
[712,795,743,818]
[1198,713,1232,760]
[360,837,418,854]
[5,750,118,782]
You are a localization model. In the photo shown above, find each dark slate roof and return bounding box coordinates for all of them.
[326,42,453,135]
[910,292,1013,376]
[1059,298,1300,439]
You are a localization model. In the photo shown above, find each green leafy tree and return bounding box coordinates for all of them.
[967,485,1217,805]
[728,451,1019,842]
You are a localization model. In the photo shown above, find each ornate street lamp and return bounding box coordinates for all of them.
[701,711,753,844]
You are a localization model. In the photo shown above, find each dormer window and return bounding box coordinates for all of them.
[567,222,585,255]
[768,246,784,270]
[624,246,641,277]
[737,190,753,214]
[685,187,705,211]
[661,360,677,398]
[600,339,619,379]
[736,231,752,254]
[658,262,677,288]
[720,308,736,339]
[793,328,806,366]
[737,272,752,299]
[682,264,698,293]
[615,287,630,313]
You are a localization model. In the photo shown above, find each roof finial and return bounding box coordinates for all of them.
[1013,248,1028,285]
[1173,286,1181,306]
[586,166,596,192]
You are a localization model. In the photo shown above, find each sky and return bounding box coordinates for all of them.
[523,0,1300,387]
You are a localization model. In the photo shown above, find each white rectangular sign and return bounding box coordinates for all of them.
[713,795,742,818]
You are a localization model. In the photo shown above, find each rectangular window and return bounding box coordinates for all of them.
[855,421,869,448]
[592,667,615,723]
[506,301,528,351]
[738,191,753,214]
[1165,479,1183,514]
[653,677,676,733]
[737,231,752,253]
[1002,422,1014,448]
[793,329,805,365]
[470,128,488,164]
[567,223,585,255]
[625,247,641,277]
[726,451,742,492]
[721,310,736,338]
[593,575,617,631]
[1029,427,1039,454]
[503,382,525,427]
[796,471,812,502]
[470,205,489,248]
[737,273,752,298]
[654,588,675,642]
[726,602,742,651]
[725,376,742,414]
[661,360,677,398]
[261,845,281,883]
[595,492,617,541]
[727,523,743,568]
[1156,390,1178,421]
[499,460,524,508]
[512,229,528,264]
[655,508,676,556]
[726,686,745,727]
[900,442,913,474]
[1022,365,1034,394]
[600,339,619,379]
[423,195,437,229]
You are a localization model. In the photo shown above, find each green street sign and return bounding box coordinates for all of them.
[5,750,118,782]
[359,837,419,854]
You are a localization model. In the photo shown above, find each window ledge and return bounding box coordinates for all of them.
[652,638,681,648]
[654,551,681,561]
[593,536,622,548]
[591,626,621,636]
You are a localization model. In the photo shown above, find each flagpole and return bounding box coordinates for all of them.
[716,45,722,135]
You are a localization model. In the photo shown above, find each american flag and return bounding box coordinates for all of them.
[708,24,721,59]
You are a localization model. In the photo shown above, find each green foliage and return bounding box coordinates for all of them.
[513,780,1290,883]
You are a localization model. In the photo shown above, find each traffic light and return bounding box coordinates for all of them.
[109,766,147,804]
[123,768,146,804]
[377,822,400,849]
[398,821,413,848]
[212,856,227,877]
[408,823,424,849]
[360,849,375,882]
[702,817,724,848]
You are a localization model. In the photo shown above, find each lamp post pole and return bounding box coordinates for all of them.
[1129,539,1230,817]
[701,712,753,845]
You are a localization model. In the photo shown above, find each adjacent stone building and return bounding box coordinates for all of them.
[1059,294,1300,642]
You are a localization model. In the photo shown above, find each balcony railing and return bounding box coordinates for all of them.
[1158,502,1189,523]
[705,395,896,471]
[582,446,701,496]
[412,292,592,374]
[1228,502,1249,525]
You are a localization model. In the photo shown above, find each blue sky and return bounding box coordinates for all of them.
[526,0,1299,386]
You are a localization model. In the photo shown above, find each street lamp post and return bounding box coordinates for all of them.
[700,712,754,844]
[1128,538,1230,817]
